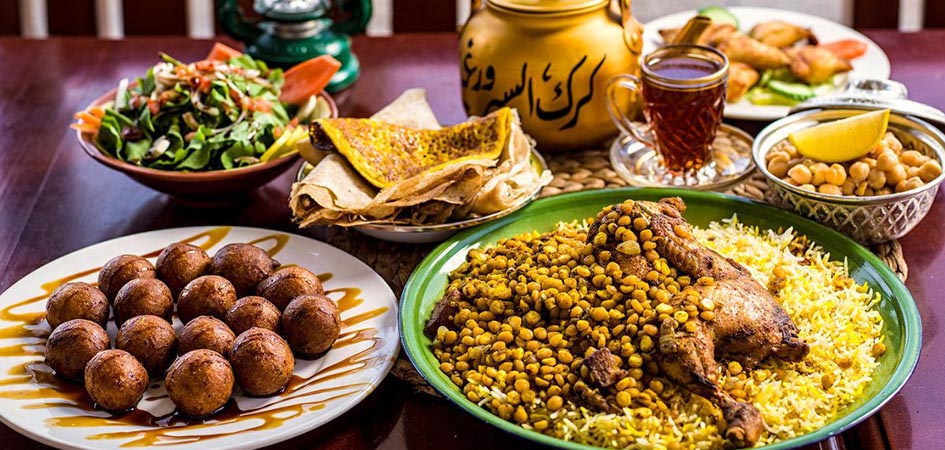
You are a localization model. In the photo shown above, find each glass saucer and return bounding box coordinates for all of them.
[609,123,755,191]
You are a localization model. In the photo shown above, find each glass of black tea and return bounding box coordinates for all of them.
[606,45,728,173]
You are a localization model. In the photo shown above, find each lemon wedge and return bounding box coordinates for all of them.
[260,126,308,162]
[789,109,890,163]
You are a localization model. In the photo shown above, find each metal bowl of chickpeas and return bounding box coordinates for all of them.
[753,108,945,244]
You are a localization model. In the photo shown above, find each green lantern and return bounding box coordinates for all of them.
[218,0,371,92]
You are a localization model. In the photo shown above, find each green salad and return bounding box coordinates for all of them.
[82,53,329,171]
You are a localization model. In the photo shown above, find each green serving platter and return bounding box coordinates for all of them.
[400,188,921,450]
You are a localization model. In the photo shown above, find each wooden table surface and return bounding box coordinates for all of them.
[1,31,944,450]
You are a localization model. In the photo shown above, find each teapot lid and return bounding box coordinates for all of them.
[488,0,608,14]
[791,78,945,129]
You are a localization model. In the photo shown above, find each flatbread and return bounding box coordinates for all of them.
[289,89,550,227]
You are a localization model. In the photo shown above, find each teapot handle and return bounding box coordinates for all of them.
[331,0,373,35]
[617,0,643,54]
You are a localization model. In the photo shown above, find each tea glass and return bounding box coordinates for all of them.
[606,45,752,188]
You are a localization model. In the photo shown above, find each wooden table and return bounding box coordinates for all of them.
[1,31,943,450]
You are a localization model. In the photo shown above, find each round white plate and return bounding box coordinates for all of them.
[0,226,399,450]
[642,7,891,121]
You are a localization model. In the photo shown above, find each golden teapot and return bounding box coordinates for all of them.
[459,0,643,151]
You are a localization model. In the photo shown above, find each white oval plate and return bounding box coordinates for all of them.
[642,6,892,121]
[0,226,399,450]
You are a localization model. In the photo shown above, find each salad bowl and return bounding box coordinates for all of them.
[77,86,337,207]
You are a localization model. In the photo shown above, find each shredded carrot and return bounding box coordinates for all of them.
[70,123,99,133]
[75,111,102,126]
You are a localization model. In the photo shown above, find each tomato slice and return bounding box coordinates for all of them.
[279,55,341,105]
[206,42,243,62]
[819,40,868,60]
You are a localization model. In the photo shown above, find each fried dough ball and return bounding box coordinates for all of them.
[84,349,148,412]
[225,296,281,335]
[116,315,177,376]
[45,319,110,380]
[209,244,280,297]
[156,242,211,298]
[177,275,237,324]
[98,255,156,302]
[230,328,295,396]
[46,282,109,330]
[166,349,234,417]
[256,266,324,311]
[113,278,173,326]
[281,294,341,358]
[179,316,236,358]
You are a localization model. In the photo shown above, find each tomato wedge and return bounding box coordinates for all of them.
[280,55,341,105]
[206,42,243,62]
[819,40,868,60]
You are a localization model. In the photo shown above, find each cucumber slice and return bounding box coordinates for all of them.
[758,70,773,87]
[767,80,816,101]
[747,87,800,106]
[697,6,739,28]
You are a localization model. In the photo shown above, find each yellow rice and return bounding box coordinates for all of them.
[467,216,885,448]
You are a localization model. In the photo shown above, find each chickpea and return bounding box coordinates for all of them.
[861,157,877,168]
[863,186,876,196]
[824,164,846,186]
[896,177,924,193]
[907,166,920,178]
[788,164,813,185]
[885,164,907,186]
[767,158,789,178]
[818,184,842,195]
[918,160,942,182]
[841,178,856,196]
[855,181,869,196]
[877,150,898,171]
[884,132,903,152]
[810,162,829,186]
[901,150,928,167]
[766,150,790,163]
[784,144,799,158]
[783,177,798,186]
[799,183,816,192]
[876,187,893,196]
[849,162,870,182]
[867,168,886,190]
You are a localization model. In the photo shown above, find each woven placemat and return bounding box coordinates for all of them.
[369,146,908,392]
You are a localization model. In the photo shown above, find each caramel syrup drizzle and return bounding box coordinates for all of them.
[0,227,391,447]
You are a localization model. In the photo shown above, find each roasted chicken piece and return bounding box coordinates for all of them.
[717,34,791,69]
[659,23,737,47]
[588,198,809,447]
[749,20,817,48]
[788,46,853,84]
[726,62,760,102]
